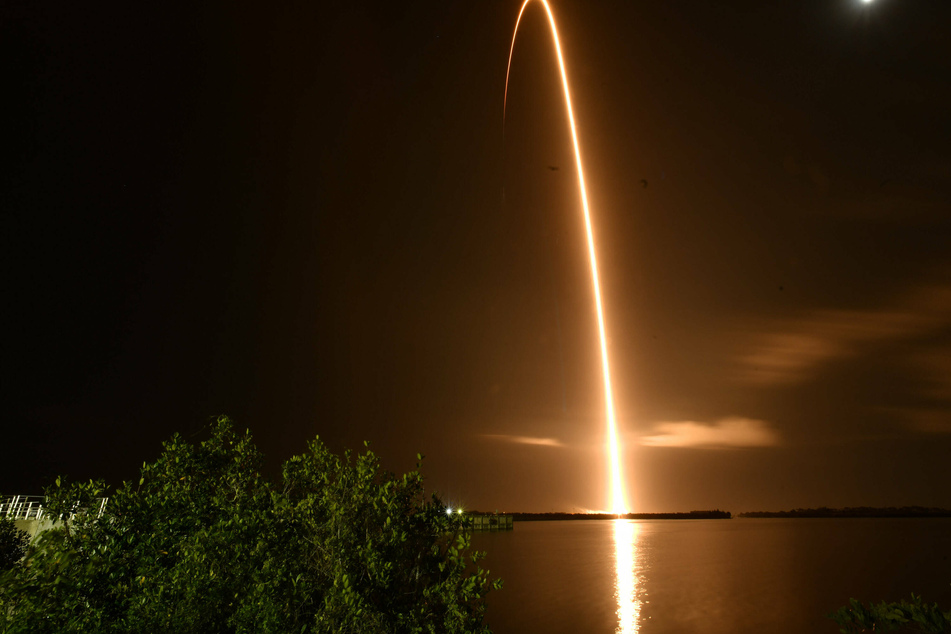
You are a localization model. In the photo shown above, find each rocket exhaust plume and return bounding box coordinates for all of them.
[504,0,628,515]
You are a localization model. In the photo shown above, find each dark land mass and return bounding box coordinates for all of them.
[491,510,732,521]
[737,506,951,519]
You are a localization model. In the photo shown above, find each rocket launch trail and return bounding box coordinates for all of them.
[503,0,628,515]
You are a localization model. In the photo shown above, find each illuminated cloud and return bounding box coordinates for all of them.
[902,410,951,434]
[482,434,565,448]
[889,347,951,434]
[640,417,780,449]
[911,346,951,402]
[736,281,951,385]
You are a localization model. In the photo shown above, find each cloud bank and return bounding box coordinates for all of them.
[640,417,779,449]
[736,281,951,385]
[482,434,564,447]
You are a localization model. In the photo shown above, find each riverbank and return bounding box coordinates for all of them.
[737,506,951,518]
[490,510,733,521]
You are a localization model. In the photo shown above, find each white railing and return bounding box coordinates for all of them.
[1,495,46,520]
[1,495,109,521]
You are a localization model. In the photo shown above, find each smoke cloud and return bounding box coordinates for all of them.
[640,417,780,449]
[482,434,565,448]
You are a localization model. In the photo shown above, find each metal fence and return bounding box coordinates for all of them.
[1,495,109,521]
[1,495,46,520]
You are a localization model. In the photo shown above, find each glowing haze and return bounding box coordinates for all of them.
[504,0,628,515]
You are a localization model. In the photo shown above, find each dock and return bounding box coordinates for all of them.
[468,514,513,531]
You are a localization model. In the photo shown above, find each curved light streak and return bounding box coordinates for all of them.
[504,0,627,515]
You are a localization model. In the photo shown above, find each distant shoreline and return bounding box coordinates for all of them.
[494,510,732,521]
[736,506,951,518]
[467,506,951,521]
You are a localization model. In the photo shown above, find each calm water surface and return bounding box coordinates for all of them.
[472,519,951,634]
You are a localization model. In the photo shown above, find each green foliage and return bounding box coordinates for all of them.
[0,417,499,634]
[0,516,29,571]
[831,594,951,633]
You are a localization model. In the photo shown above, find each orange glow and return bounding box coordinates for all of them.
[505,1,627,515]
[614,520,642,633]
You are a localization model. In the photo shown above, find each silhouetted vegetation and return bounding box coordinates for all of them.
[0,516,29,571]
[831,594,951,633]
[0,417,499,634]
[737,507,951,519]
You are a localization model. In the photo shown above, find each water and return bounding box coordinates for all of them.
[472,519,951,634]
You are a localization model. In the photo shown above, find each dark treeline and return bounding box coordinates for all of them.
[497,510,732,521]
[737,506,951,518]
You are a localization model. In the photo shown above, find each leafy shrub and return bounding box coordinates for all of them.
[0,417,499,634]
[0,516,29,571]
[831,594,951,633]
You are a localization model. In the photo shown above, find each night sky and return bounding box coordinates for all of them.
[3,0,950,513]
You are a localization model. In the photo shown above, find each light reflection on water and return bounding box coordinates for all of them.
[473,518,951,634]
[613,520,642,633]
